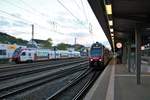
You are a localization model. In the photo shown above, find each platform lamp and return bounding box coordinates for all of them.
[105,4,112,15]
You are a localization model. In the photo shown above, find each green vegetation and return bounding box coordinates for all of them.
[74,44,85,51]
[56,43,70,50]
[41,38,53,49]
[0,32,28,45]
[0,32,85,51]
[0,32,53,49]
[56,43,85,51]
[32,38,53,49]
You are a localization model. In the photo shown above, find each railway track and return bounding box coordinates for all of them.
[0,58,87,81]
[0,57,86,72]
[46,68,101,100]
[0,62,88,99]
[72,71,100,100]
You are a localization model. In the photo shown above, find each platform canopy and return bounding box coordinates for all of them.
[88,0,150,50]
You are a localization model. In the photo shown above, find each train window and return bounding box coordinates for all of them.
[90,48,102,56]
[21,52,26,56]
[28,53,31,56]
[0,50,3,55]
[0,50,6,55]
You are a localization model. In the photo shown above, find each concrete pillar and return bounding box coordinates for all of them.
[127,44,131,72]
[135,25,141,85]
[122,44,127,64]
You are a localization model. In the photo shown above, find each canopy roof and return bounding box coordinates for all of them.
[88,0,150,50]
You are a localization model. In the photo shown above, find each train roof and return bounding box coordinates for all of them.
[91,42,103,47]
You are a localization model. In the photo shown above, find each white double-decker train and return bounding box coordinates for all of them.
[12,47,80,63]
[0,43,26,60]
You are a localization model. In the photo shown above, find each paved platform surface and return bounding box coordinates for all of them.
[84,58,150,100]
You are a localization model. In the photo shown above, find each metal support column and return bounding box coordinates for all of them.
[127,44,131,72]
[135,25,141,85]
[122,44,127,64]
[32,24,34,45]
[54,46,56,59]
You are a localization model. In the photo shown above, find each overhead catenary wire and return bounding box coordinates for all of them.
[57,0,81,23]
[0,0,89,35]
[19,0,51,18]
[72,0,92,34]
[1,0,59,28]
[84,0,92,23]
[2,0,37,17]
[0,9,30,25]
[14,0,87,29]
[72,0,82,11]
[0,9,58,34]
[80,0,93,34]
[2,0,56,26]
[72,0,88,24]
[80,0,88,22]
[12,0,81,30]
[20,0,41,13]
[0,3,68,35]
[20,0,83,30]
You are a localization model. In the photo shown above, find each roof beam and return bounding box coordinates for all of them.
[88,0,113,48]
[113,14,150,22]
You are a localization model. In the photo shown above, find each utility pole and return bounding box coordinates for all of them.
[89,23,92,34]
[32,24,34,44]
[74,37,76,51]
[75,37,76,45]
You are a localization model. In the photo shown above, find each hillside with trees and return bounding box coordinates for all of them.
[56,43,71,50]
[32,38,52,49]
[56,43,85,51]
[0,32,86,51]
[0,32,28,45]
[0,32,53,49]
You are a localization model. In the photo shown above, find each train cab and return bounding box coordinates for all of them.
[89,42,104,69]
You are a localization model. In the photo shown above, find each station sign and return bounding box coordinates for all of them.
[116,42,122,48]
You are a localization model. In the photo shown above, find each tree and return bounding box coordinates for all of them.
[0,32,28,45]
[42,38,52,49]
[47,38,52,43]
[56,43,70,50]
[74,44,85,51]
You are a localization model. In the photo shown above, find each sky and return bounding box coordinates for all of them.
[0,0,111,49]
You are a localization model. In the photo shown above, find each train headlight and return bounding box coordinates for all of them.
[90,59,93,61]
[99,59,102,61]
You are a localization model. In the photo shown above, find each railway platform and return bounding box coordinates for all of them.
[84,58,150,100]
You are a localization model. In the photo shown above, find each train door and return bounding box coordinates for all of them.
[29,51,35,61]
[51,51,55,59]
[20,51,27,62]
[49,50,54,59]
[56,51,60,58]
[20,51,33,62]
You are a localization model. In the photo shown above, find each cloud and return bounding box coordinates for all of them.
[12,20,28,27]
[0,16,11,27]
[67,31,88,37]
[0,0,110,48]
[53,15,88,30]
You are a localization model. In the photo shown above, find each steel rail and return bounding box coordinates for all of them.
[46,68,93,100]
[72,71,101,100]
[0,60,87,81]
[0,63,88,99]
[0,58,86,72]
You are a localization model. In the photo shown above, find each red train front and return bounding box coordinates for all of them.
[89,42,104,70]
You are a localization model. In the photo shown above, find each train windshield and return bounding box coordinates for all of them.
[90,48,102,57]
[12,47,22,57]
